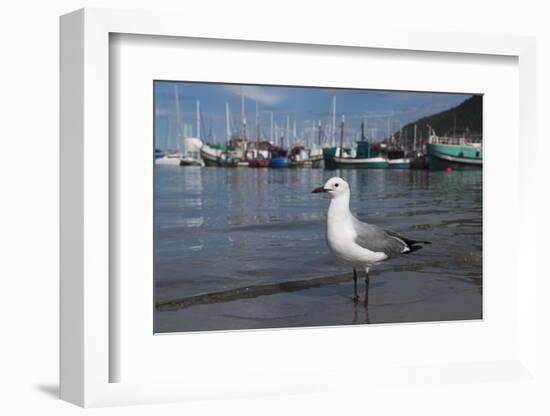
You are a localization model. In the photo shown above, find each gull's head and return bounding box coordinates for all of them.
[312,177,349,198]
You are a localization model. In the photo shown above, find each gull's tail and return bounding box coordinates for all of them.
[386,230,431,254]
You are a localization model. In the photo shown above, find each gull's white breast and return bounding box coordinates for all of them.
[326,213,387,267]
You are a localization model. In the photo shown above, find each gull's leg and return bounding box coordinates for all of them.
[364,267,370,308]
[353,268,359,304]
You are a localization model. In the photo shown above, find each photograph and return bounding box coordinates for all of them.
[153,81,483,333]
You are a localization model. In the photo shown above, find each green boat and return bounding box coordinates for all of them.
[324,120,390,170]
[427,136,482,170]
[324,141,389,169]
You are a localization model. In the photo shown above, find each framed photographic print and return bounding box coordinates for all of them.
[60,8,538,408]
[152,80,483,334]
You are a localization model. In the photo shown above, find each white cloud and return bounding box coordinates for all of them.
[222,85,287,107]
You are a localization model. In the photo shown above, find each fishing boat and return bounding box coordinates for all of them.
[200,143,226,166]
[248,159,270,168]
[290,146,313,168]
[200,102,240,166]
[245,148,267,167]
[247,103,271,168]
[269,148,292,168]
[223,145,247,167]
[427,133,482,170]
[270,158,292,168]
[386,149,410,169]
[323,146,353,161]
[324,119,389,169]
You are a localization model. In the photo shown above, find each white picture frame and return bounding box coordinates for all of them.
[60,8,538,408]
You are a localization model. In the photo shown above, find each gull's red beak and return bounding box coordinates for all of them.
[312,186,328,193]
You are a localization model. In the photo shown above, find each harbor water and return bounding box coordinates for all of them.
[155,166,482,333]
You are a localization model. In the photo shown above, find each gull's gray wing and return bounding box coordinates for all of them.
[351,216,409,258]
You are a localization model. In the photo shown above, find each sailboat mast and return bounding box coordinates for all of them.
[331,96,337,147]
[225,103,231,143]
[196,99,201,140]
[255,100,260,151]
[208,115,214,144]
[339,115,345,158]
[174,84,181,133]
[311,120,315,149]
[387,112,392,141]
[241,91,245,143]
[174,84,182,153]
[286,114,290,149]
[293,115,297,145]
[270,112,274,143]
[318,120,322,147]
[241,92,244,137]
[241,93,247,149]
[165,115,171,151]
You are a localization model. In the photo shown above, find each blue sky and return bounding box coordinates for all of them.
[154,81,471,148]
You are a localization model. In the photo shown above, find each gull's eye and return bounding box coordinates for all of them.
[334,183,339,188]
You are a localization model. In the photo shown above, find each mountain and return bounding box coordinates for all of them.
[395,95,482,145]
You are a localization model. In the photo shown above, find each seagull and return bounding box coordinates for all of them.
[312,177,430,306]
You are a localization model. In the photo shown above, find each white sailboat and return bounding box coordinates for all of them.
[156,85,204,166]
[155,111,183,165]
[179,98,204,166]
[156,85,185,166]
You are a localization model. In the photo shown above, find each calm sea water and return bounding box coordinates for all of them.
[154,166,482,333]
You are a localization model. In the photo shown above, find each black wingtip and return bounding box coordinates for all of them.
[403,240,431,255]
[409,245,424,253]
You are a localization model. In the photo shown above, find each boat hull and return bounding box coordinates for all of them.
[248,159,270,168]
[180,158,203,167]
[410,155,429,170]
[202,157,221,167]
[427,143,482,171]
[200,146,223,167]
[270,158,292,168]
[310,156,323,168]
[155,157,182,166]
[387,158,411,169]
[325,157,388,169]
[292,160,313,168]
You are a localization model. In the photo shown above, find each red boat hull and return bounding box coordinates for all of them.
[248,159,270,168]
